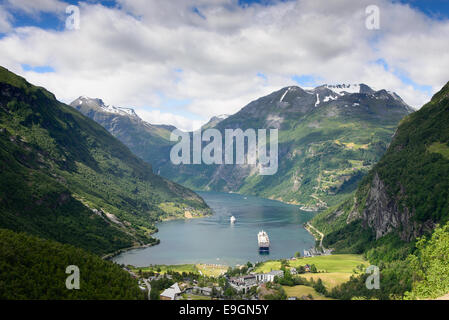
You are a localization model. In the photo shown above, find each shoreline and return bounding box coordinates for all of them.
[104,211,213,261]
[102,241,158,260]
[106,192,318,264]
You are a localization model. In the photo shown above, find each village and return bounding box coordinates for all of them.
[125,256,327,301]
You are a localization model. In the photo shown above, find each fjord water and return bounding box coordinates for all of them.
[113,192,315,266]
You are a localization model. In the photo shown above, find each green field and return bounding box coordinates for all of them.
[131,263,228,277]
[290,254,368,272]
[301,272,352,289]
[282,285,332,300]
[131,264,198,274]
[255,254,368,273]
[196,264,228,277]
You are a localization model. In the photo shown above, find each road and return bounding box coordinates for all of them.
[124,268,151,300]
[306,222,325,250]
[143,279,151,300]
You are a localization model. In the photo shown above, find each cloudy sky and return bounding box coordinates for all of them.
[0,0,448,131]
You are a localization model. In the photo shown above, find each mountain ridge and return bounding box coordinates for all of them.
[0,66,211,255]
[71,83,412,210]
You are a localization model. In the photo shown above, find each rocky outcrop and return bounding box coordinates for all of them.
[350,173,435,241]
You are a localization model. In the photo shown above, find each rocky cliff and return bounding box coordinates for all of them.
[313,81,449,250]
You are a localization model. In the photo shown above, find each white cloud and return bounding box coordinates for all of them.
[5,0,67,15]
[135,109,204,132]
[0,0,448,128]
[0,5,12,33]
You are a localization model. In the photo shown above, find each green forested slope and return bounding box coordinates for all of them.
[0,228,145,299]
[310,82,449,299]
[0,66,210,254]
[312,81,449,253]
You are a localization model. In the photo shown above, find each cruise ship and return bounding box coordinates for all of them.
[257,230,270,252]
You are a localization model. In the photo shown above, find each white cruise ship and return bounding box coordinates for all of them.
[258,230,270,252]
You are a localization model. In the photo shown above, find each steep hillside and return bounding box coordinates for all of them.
[70,96,174,168]
[0,66,210,255]
[312,81,449,254]
[0,228,145,299]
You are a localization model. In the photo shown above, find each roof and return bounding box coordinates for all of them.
[267,270,283,276]
[160,283,181,299]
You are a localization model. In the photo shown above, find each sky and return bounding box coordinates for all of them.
[0,0,448,131]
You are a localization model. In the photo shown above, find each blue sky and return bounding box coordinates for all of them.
[6,0,449,31]
[1,0,448,130]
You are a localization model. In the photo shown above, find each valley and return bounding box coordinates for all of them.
[0,66,448,301]
[72,84,412,211]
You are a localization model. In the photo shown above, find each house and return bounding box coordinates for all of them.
[160,283,182,300]
[229,270,285,293]
[186,286,213,296]
[229,275,258,293]
[304,264,311,272]
[255,270,284,283]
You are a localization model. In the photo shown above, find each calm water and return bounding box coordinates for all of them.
[112,192,316,266]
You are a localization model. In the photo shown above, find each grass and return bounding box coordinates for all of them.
[300,272,352,289]
[255,254,368,291]
[196,264,228,277]
[428,142,449,160]
[180,294,212,300]
[290,254,368,273]
[282,285,332,300]
[254,254,368,274]
[131,264,198,274]
[131,263,228,277]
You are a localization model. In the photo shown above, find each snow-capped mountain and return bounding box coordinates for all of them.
[202,114,230,129]
[70,96,175,167]
[72,96,139,118]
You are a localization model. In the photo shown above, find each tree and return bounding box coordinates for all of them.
[224,286,236,298]
[211,286,218,298]
[313,278,327,295]
[297,266,306,274]
[149,288,160,300]
[310,264,318,273]
[295,251,301,258]
[405,223,449,299]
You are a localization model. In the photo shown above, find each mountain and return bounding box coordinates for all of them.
[202,114,230,130]
[312,81,449,254]
[151,83,412,209]
[72,84,412,210]
[0,228,145,299]
[71,96,175,168]
[0,66,210,255]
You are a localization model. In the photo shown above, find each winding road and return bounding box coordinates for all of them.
[305,222,325,250]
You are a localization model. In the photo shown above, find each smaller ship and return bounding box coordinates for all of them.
[258,230,270,252]
[230,216,236,223]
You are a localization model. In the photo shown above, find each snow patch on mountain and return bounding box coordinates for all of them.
[325,84,361,95]
[280,87,291,102]
[74,96,139,118]
[323,95,338,102]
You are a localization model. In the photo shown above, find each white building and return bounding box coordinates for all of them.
[160,283,182,300]
[254,270,284,282]
[229,270,284,293]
